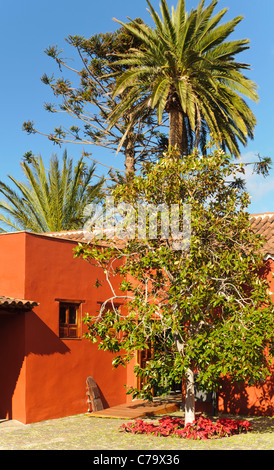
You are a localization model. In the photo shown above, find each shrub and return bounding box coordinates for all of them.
[120,415,252,440]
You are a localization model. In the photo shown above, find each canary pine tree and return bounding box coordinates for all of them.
[23,23,167,179]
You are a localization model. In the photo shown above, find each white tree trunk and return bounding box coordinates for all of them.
[185,368,195,425]
[172,331,196,425]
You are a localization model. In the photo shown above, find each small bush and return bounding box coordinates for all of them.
[120,415,252,440]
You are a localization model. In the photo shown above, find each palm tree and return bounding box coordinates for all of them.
[0,151,104,233]
[108,0,258,157]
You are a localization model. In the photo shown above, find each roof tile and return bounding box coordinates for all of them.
[36,212,274,258]
[0,296,39,311]
[250,213,274,256]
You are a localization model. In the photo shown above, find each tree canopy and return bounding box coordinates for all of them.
[108,0,258,157]
[75,145,274,424]
[18,0,274,426]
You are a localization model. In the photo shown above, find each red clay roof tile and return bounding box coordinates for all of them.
[0,296,39,311]
[2,214,274,310]
[5,213,272,257]
[39,213,274,257]
[250,213,274,257]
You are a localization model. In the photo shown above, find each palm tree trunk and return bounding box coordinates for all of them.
[169,107,184,156]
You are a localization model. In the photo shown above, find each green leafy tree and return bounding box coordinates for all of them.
[23,23,168,179]
[75,146,274,425]
[0,150,104,233]
[108,0,258,157]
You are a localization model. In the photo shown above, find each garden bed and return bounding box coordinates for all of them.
[120,414,252,440]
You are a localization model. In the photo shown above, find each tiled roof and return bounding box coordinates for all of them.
[42,230,89,242]
[41,229,126,248]
[250,213,274,258]
[37,213,274,258]
[0,296,39,311]
[1,214,273,311]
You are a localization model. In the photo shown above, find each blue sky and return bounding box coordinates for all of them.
[1,0,274,214]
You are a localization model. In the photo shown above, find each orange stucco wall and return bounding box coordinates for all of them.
[0,232,26,298]
[217,258,274,416]
[0,232,132,424]
[1,231,274,422]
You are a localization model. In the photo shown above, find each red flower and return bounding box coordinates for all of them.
[119,415,252,440]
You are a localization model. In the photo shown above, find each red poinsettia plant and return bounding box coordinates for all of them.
[120,415,252,440]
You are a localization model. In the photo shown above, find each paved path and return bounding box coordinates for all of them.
[0,413,274,450]
[0,419,27,430]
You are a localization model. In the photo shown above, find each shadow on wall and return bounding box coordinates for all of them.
[218,375,274,417]
[0,310,70,420]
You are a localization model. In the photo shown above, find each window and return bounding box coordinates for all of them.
[59,302,81,338]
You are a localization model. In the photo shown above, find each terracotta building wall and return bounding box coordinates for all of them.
[1,231,274,422]
[0,232,26,298]
[0,232,129,424]
[217,257,274,416]
[22,233,128,424]
[0,233,27,421]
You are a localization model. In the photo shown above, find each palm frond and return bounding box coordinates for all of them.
[0,152,104,233]
[159,0,177,48]
[107,0,258,157]
[199,15,245,54]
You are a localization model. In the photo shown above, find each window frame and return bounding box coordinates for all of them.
[56,299,84,339]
